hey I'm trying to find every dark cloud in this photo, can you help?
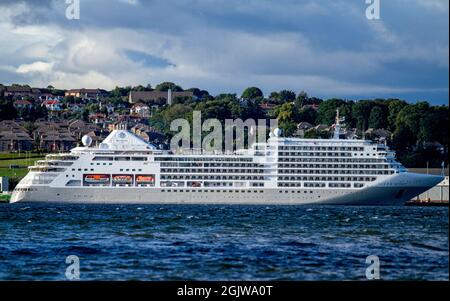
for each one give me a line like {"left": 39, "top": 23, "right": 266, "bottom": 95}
{"left": 0, "top": 0, "right": 448, "bottom": 104}
{"left": 124, "top": 49, "right": 175, "bottom": 68}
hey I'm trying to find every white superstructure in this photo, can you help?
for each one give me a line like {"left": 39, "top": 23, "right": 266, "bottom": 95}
{"left": 11, "top": 116, "right": 443, "bottom": 205}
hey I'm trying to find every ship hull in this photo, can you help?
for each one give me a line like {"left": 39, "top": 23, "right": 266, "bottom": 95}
{"left": 11, "top": 172, "right": 443, "bottom": 205}
{"left": 9, "top": 185, "right": 430, "bottom": 206}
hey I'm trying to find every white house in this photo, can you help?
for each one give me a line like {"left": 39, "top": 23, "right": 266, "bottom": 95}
{"left": 130, "top": 103, "right": 150, "bottom": 118}
{"left": 42, "top": 99, "right": 62, "bottom": 111}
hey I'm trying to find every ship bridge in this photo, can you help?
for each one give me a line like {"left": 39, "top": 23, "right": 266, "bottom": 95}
{"left": 72, "top": 130, "right": 158, "bottom": 153}
{"left": 100, "top": 130, "right": 157, "bottom": 151}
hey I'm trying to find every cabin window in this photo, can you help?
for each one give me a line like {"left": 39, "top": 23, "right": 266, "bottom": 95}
{"left": 66, "top": 180, "right": 81, "bottom": 187}
{"left": 115, "top": 157, "right": 131, "bottom": 161}
{"left": 132, "top": 157, "right": 147, "bottom": 161}
{"left": 93, "top": 157, "right": 114, "bottom": 161}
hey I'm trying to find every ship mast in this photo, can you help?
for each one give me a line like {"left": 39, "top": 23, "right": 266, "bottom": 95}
{"left": 333, "top": 109, "right": 341, "bottom": 140}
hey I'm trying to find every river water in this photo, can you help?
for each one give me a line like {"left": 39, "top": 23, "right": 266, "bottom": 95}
{"left": 0, "top": 204, "right": 448, "bottom": 280}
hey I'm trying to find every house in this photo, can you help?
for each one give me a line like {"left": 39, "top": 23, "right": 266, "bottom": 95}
{"left": 89, "top": 113, "right": 107, "bottom": 125}
{"left": 38, "top": 93, "right": 55, "bottom": 101}
{"left": 3, "top": 86, "right": 42, "bottom": 100}
{"left": 130, "top": 103, "right": 150, "bottom": 118}
{"left": 314, "top": 124, "right": 331, "bottom": 132}
{"left": 105, "top": 104, "right": 115, "bottom": 114}
{"left": 128, "top": 90, "right": 194, "bottom": 105}
{"left": 68, "top": 103, "right": 84, "bottom": 112}
{"left": 84, "top": 129, "right": 110, "bottom": 146}
{"left": 343, "top": 128, "right": 362, "bottom": 140}
{"left": 0, "top": 131, "right": 34, "bottom": 152}
{"left": 422, "top": 141, "right": 445, "bottom": 153}
{"left": 68, "top": 119, "right": 101, "bottom": 140}
{"left": 65, "top": 88, "right": 108, "bottom": 101}
{"left": 302, "top": 104, "right": 320, "bottom": 110}
{"left": 0, "top": 120, "right": 17, "bottom": 129}
{"left": 3, "top": 86, "right": 32, "bottom": 99}
{"left": 0, "top": 120, "right": 29, "bottom": 134}
{"left": 365, "top": 128, "right": 392, "bottom": 141}
{"left": 31, "top": 120, "right": 74, "bottom": 151}
{"left": 294, "top": 122, "right": 314, "bottom": 138}
{"left": 297, "top": 122, "right": 314, "bottom": 131}
{"left": 68, "top": 119, "right": 87, "bottom": 130}
{"left": 38, "top": 93, "right": 62, "bottom": 102}
{"left": 42, "top": 99, "right": 62, "bottom": 111}
{"left": 110, "top": 113, "right": 148, "bottom": 127}
{"left": 108, "top": 122, "right": 128, "bottom": 132}
{"left": 34, "top": 120, "right": 68, "bottom": 130}
{"left": 259, "top": 103, "right": 277, "bottom": 111}
{"left": 131, "top": 124, "right": 165, "bottom": 144}
{"left": 38, "top": 132, "right": 77, "bottom": 151}
{"left": 13, "top": 99, "right": 33, "bottom": 110}
{"left": 0, "top": 120, "right": 34, "bottom": 152}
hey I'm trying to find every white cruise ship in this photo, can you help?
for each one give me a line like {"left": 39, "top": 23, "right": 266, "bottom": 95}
{"left": 11, "top": 116, "right": 443, "bottom": 205}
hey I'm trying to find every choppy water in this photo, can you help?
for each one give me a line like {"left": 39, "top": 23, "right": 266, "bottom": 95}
{"left": 0, "top": 204, "right": 448, "bottom": 280}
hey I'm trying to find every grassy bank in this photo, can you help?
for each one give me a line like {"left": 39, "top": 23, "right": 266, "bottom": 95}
{"left": 0, "top": 194, "right": 11, "bottom": 203}
{"left": 0, "top": 153, "right": 46, "bottom": 188}
{"left": 0, "top": 152, "right": 45, "bottom": 160}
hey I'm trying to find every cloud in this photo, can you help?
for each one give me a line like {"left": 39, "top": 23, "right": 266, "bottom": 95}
{"left": 0, "top": 0, "right": 447, "bottom": 104}
{"left": 16, "top": 61, "right": 54, "bottom": 74}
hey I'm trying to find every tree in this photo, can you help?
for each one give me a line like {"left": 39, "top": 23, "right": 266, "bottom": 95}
{"left": 418, "top": 106, "right": 449, "bottom": 149}
{"left": 395, "top": 101, "right": 429, "bottom": 143}
{"left": 298, "top": 107, "right": 318, "bottom": 125}
{"left": 295, "top": 90, "right": 308, "bottom": 108}
{"left": 187, "top": 88, "right": 211, "bottom": 100}
{"left": 110, "top": 86, "right": 131, "bottom": 97}
{"left": 81, "top": 109, "right": 89, "bottom": 122}
{"left": 392, "top": 124, "right": 416, "bottom": 154}
{"left": 269, "top": 92, "right": 280, "bottom": 103}
{"left": 304, "top": 128, "right": 330, "bottom": 139}
{"left": 172, "top": 96, "right": 192, "bottom": 105}
{"left": 0, "top": 99, "right": 17, "bottom": 120}
{"left": 275, "top": 102, "right": 300, "bottom": 123}
{"left": 368, "top": 106, "right": 386, "bottom": 129}
{"left": 352, "top": 100, "right": 373, "bottom": 131}
{"left": 279, "top": 90, "right": 296, "bottom": 103}
{"left": 317, "top": 98, "right": 346, "bottom": 125}
{"left": 241, "top": 87, "right": 263, "bottom": 100}
{"left": 131, "top": 85, "right": 148, "bottom": 92}
{"left": 63, "top": 96, "right": 76, "bottom": 104}
{"left": 273, "top": 102, "right": 301, "bottom": 136}
{"left": 387, "top": 99, "right": 407, "bottom": 132}
{"left": 23, "top": 121, "right": 37, "bottom": 133}
{"left": 34, "top": 105, "right": 48, "bottom": 121}
{"left": 155, "top": 82, "right": 183, "bottom": 92}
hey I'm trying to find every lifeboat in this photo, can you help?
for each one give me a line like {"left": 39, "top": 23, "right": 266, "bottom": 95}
{"left": 136, "top": 175, "right": 155, "bottom": 183}
{"left": 84, "top": 174, "right": 110, "bottom": 184}
{"left": 112, "top": 175, "right": 133, "bottom": 184}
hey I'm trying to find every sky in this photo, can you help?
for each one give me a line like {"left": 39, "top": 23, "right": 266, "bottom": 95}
{"left": 0, "top": 0, "right": 448, "bottom": 104}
